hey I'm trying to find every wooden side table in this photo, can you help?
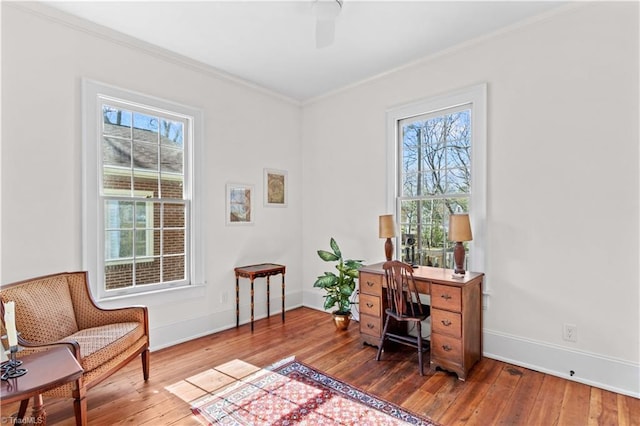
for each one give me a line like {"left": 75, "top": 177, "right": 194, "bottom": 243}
{"left": 1, "top": 346, "right": 83, "bottom": 425}
{"left": 234, "top": 263, "right": 286, "bottom": 332}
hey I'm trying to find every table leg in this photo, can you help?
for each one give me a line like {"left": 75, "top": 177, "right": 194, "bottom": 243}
{"left": 32, "top": 394, "right": 47, "bottom": 425}
{"left": 282, "top": 272, "right": 286, "bottom": 322}
{"left": 236, "top": 276, "right": 240, "bottom": 328}
{"left": 267, "top": 276, "right": 271, "bottom": 318}
{"left": 250, "top": 279, "right": 255, "bottom": 332}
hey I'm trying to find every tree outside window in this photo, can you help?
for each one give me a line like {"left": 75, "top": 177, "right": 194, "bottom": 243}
{"left": 399, "top": 108, "right": 471, "bottom": 268}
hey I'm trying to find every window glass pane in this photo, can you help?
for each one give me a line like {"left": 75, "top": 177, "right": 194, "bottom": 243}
{"left": 133, "top": 112, "right": 158, "bottom": 142}
{"left": 134, "top": 230, "right": 153, "bottom": 256}
{"left": 133, "top": 172, "right": 159, "bottom": 195}
{"left": 132, "top": 141, "right": 158, "bottom": 172}
{"left": 136, "top": 259, "right": 161, "bottom": 285}
{"left": 163, "top": 255, "right": 185, "bottom": 282}
{"left": 135, "top": 201, "right": 151, "bottom": 228}
{"left": 161, "top": 146, "right": 183, "bottom": 174}
{"left": 402, "top": 172, "right": 419, "bottom": 197}
{"left": 103, "top": 106, "right": 131, "bottom": 138}
{"left": 105, "top": 265, "right": 133, "bottom": 290}
{"left": 160, "top": 119, "right": 184, "bottom": 148}
{"left": 163, "top": 229, "right": 184, "bottom": 255}
{"left": 164, "top": 203, "right": 185, "bottom": 227}
{"left": 105, "top": 229, "right": 133, "bottom": 260}
{"left": 102, "top": 137, "right": 131, "bottom": 168}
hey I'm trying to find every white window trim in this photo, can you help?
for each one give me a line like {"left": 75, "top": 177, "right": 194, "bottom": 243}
{"left": 386, "top": 83, "right": 487, "bottom": 274}
{"left": 82, "top": 79, "right": 205, "bottom": 301}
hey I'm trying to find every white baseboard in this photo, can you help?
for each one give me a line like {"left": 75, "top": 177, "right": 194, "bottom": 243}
{"left": 484, "top": 329, "right": 640, "bottom": 398}
{"left": 149, "top": 291, "right": 303, "bottom": 351}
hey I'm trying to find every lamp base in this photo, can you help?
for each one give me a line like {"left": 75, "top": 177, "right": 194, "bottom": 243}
{"left": 453, "top": 241, "right": 466, "bottom": 275}
{"left": 384, "top": 238, "right": 393, "bottom": 261}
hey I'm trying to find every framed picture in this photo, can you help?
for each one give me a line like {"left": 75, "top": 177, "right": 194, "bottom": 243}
{"left": 226, "top": 183, "right": 254, "bottom": 225}
{"left": 264, "top": 168, "right": 287, "bottom": 207}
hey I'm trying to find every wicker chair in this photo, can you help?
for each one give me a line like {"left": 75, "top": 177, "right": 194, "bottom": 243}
{"left": 1, "top": 271, "right": 150, "bottom": 426}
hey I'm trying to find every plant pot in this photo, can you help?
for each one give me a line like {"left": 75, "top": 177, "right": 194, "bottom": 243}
{"left": 332, "top": 311, "right": 351, "bottom": 331}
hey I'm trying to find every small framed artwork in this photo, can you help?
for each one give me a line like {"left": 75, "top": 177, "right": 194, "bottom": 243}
{"left": 264, "top": 168, "right": 287, "bottom": 207}
{"left": 226, "top": 183, "right": 254, "bottom": 225}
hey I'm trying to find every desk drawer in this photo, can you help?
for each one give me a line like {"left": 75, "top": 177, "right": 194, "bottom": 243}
{"left": 431, "top": 334, "right": 462, "bottom": 364}
{"left": 360, "top": 293, "right": 381, "bottom": 317}
{"left": 431, "top": 284, "right": 462, "bottom": 312}
{"left": 360, "top": 272, "right": 383, "bottom": 296}
{"left": 431, "top": 308, "right": 462, "bottom": 338}
{"left": 359, "top": 313, "right": 382, "bottom": 337}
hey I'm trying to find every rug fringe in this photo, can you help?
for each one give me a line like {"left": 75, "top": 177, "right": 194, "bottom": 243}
{"left": 266, "top": 354, "right": 295, "bottom": 370}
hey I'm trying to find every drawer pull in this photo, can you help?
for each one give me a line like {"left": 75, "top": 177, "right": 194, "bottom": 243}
{"left": 442, "top": 345, "right": 452, "bottom": 352}
{"left": 366, "top": 302, "right": 374, "bottom": 308}
{"left": 441, "top": 294, "right": 452, "bottom": 300}
{"left": 367, "top": 323, "right": 375, "bottom": 329}
{"left": 441, "top": 319, "right": 452, "bottom": 326}
{"left": 367, "top": 281, "right": 375, "bottom": 287}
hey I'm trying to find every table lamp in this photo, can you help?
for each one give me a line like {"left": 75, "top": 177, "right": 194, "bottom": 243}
{"left": 379, "top": 214, "right": 395, "bottom": 261}
{"left": 448, "top": 213, "right": 472, "bottom": 275}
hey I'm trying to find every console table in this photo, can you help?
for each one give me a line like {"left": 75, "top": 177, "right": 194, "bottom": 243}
{"left": 1, "top": 346, "right": 83, "bottom": 425}
{"left": 235, "top": 263, "right": 286, "bottom": 332}
{"left": 359, "top": 262, "right": 483, "bottom": 380}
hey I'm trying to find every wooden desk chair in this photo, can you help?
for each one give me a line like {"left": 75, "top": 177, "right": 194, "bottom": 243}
{"left": 375, "top": 260, "right": 431, "bottom": 375}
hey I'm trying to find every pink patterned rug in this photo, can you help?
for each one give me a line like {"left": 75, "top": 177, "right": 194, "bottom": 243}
{"left": 191, "top": 357, "right": 437, "bottom": 425}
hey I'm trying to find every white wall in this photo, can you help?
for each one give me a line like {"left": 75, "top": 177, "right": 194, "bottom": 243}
{"left": 301, "top": 3, "right": 639, "bottom": 396}
{"left": 1, "top": 3, "right": 303, "bottom": 349}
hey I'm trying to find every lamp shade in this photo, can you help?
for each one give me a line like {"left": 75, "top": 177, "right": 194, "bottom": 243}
{"left": 449, "top": 213, "right": 472, "bottom": 242}
{"left": 379, "top": 214, "right": 395, "bottom": 238}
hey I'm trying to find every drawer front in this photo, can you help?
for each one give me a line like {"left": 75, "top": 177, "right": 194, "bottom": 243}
{"left": 431, "top": 308, "right": 462, "bottom": 338}
{"left": 359, "top": 313, "right": 382, "bottom": 338}
{"left": 360, "top": 272, "right": 383, "bottom": 296}
{"left": 431, "top": 334, "right": 462, "bottom": 363}
{"left": 359, "top": 293, "right": 381, "bottom": 317}
{"left": 431, "top": 283, "right": 462, "bottom": 312}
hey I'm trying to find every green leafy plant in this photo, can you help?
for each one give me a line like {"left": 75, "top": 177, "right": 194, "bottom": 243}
{"left": 313, "top": 237, "right": 364, "bottom": 315}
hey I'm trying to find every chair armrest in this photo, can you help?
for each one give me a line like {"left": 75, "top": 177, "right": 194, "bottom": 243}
{"left": 16, "top": 337, "right": 81, "bottom": 360}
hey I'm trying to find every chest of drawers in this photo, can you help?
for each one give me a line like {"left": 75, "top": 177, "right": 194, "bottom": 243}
{"left": 358, "top": 262, "right": 483, "bottom": 380}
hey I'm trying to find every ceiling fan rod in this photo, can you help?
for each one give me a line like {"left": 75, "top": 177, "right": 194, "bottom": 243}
{"left": 312, "top": 0, "right": 343, "bottom": 49}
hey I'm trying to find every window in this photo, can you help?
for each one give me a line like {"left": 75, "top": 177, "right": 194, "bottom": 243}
{"left": 83, "top": 80, "right": 204, "bottom": 299}
{"left": 387, "top": 84, "right": 486, "bottom": 272}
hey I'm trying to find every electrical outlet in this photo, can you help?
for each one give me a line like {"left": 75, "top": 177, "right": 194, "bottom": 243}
{"left": 563, "top": 323, "right": 577, "bottom": 342}
{"left": 220, "top": 291, "right": 229, "bottom": 304}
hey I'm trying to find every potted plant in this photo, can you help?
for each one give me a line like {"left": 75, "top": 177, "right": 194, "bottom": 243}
{"left": 313, "top": 237, "right": 364, "bottom": 330}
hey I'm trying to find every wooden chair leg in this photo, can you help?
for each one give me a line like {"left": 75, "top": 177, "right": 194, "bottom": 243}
{"left": 141, "top": 348, "right": 150, "bottom": 381}
{"left": 376, "top": 316, "right": 391, "bottom": 361}
{"left": 416, "top": 321, "right": 424, "bottom": 376}
{"left": 73, "top": 383, "right": 87, "bottom": 426}
{"left": 17, "top": 398, "right": 29, "bottom": 419}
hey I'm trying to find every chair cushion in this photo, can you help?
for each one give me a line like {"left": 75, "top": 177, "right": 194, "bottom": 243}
{"left": 61, "top": 321, "right": 144, "bottom": 372}
{"left": 2, "top": 275, "right": 79, "bottom": 343}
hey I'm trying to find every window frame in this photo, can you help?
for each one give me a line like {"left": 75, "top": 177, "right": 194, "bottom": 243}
{"left": 386, "top": 84, "right": 486, "bottom": 273}
{"left": 82, "top": 79, "right": 205, "bottom": 301}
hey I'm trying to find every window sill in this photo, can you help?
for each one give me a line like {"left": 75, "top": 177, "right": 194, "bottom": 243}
{"left": 96, "top": 282, "right": 207, "bottom": 309}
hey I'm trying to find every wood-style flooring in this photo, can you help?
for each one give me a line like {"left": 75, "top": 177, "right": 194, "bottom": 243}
{"left": 2, "top": 307, "right": 638, "bottom": 425}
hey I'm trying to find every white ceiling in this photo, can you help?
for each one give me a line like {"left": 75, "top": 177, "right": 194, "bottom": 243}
{"left": 43, "top": 1, "right": 568, "bottom": 102}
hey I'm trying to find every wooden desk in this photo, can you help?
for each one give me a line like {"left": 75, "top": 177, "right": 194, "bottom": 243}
{"left": 235, "top": 263, "right": 286, "bottom": 332}
{"left": 359, "top": 262, "right": 483, "bottom": 380}
{"left": 1, "top": 346, "right": 83, "bottom": 425}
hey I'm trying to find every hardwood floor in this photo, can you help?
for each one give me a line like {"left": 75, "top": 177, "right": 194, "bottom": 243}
{"left": 3, "top": 307, "right": 639, "bottom": 425}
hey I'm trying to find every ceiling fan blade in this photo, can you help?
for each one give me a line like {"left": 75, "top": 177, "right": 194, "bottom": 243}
{"left": 315, "top": 19, "right": 335, "bottom": 49}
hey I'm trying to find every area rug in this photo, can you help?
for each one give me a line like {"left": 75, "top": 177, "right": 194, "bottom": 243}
{"left": 191, "top": 357, "right": 437, "bottom": 425}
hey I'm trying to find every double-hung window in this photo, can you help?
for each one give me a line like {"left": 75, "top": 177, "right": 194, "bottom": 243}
{"left": 83, "top": 80, "right": 204, "bottom": 299}
{"left": 387, "top": 84, "right": 486, "bottom": 272}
